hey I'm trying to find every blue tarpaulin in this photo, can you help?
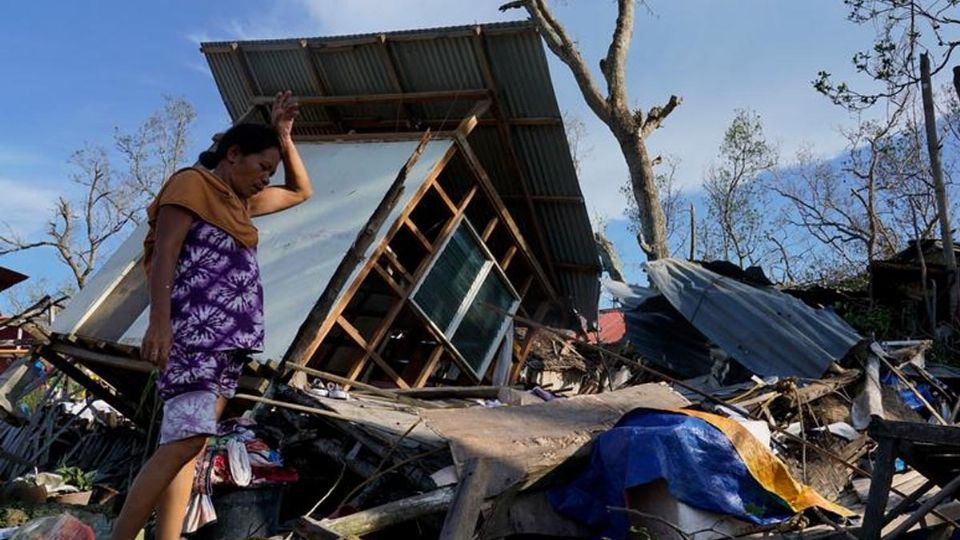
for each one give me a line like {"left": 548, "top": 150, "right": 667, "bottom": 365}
{"left": 548, "top": 409, "right": 795, "bottom": 539}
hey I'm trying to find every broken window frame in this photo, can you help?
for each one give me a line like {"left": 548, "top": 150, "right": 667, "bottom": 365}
{"left": 410, "top": 215, "right": 520, "bottom": 379}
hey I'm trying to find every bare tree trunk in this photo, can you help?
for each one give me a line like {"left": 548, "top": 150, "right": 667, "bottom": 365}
{"left": 617, "top": 128, "right": 669, "bottom": 259}
{"left": 503, "top": 0, "right": 677, "bottom": 260}
{"left": 920, "top": 53, "right": 960, "bottom": 322}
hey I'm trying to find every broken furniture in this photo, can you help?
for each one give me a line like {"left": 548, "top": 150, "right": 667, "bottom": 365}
{"left": 861, "top": 418, "right": 960, "bottom": 540}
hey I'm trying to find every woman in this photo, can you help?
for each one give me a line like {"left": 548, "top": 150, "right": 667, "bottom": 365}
{"left": 111, "top": 91, "right": 312, "bottom": 540}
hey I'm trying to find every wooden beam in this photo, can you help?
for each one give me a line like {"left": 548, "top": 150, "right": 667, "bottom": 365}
{"left": 376, "top": 35, "right": 417, "bottom": 129}
{"left": 231, "top": 43, "right": 261, "bottom": 100}
{"left": 414, "top": 346, "right": 445, "bottom": 387}
{"left": 432, "top": 183, "right": 459, "bottom": 214}
{"left": 284, "top": 363, "right": 400, "bottom": 400}
{"left": 250, "top": 89, "right": 489, "bottom": 107}
{"left": 297, "top": 116, "right": 559, "bottom": 131}
{"left": 554, "top": 262, "right": 603, "bottom": 274}
{"left": 481, "top": 217, "right": 499, "bottom": 242}
{"left": 504, "top": 194, "right": 585, "bottom": 204}
{"left": 439, "top": 458, "right": 493, "bottom": 540}
{"left": 299, "top": 39, "right": 344, "bottom": 132}
{"left": 295, "top": 131, "right": 456, "bottom": 143}
{"left": 373, "top": 263, "right": 408, "bottom": 296}
{"left": 471, "top": 28, "right": 560, "bottom": 288}
{"left": 298, "top": 487, "right": 456, "bottom": 540}
{"left": 455, "top": 100, "right": 492, "bottom": 140}
{"left": 336, "top": 316, "right": 410, "bottom": 389}
{"left": 501, "top": 245, "right": 518, "bottom": 270}
{"left": 404, "top": 218, "right": 433, "bottom": 251}
{"left": 38, "top": 346, "right": 141, "bottom": 424}
{"left": 380, "top": 249, "right": 415, "bottom": 284}
{"left": 49, "top": 342, "right": 154, "bottom": 374}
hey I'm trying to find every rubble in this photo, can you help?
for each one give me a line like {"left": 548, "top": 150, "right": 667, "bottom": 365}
{"left": 4, "top": 18, "right": 960, "bottom": 540}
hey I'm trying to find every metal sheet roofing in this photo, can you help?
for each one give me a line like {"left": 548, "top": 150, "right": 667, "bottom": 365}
{"left": 53, "top": 139, "right": 454, "bottom": 362}
{"left": 200, "top": 20, "right": 600, "bottom": 320}
{"left": 646, "top": 259, "right": 862, "bottom": 379}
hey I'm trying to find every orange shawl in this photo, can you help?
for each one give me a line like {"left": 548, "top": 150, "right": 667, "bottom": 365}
{"left": 143, "top": 167, "right": 258, "bottom": 274}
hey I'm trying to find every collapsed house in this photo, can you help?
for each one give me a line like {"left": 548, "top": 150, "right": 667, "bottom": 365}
{"left": 7, "top": 19, "right": 960, "bottom": 540}
{"left": 42, "top": 21, "right": 601, "bottom": 418}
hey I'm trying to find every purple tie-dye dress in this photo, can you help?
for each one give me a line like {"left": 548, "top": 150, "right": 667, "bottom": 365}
{"left": 157, "top": 220, "right": 264, "bottom": 444}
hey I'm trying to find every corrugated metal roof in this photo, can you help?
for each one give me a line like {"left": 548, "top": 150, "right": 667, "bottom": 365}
{"left": 200, "top": 20, "right": 599, "bottom": 320}
{"left": 604, "top": 279, "right": 714, "bottom": 378}
{"left": 646, "top": 259, "right": 862, "bottom": 379}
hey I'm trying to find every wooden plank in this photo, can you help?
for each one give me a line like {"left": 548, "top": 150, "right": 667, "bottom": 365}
{"left": 336, "top": 316, "right": 410, "bottom": 389}
{"left": 439, "top": 458, "right": 493, "bottom": 540}
{"left": 376, "top": 35, "right": 417, "bottom": 128}
{"left": 49, "top": 342, "right": 154, "bottom": 374}
{"left": 881, "top": 479, "right": 938, "bottom": 528}
{"left": 295, "top": 130, "right": 457, "bottom": 143}
{"left": 869, "top": 418, "right": 960, "bottom": 447}
{"left": 38, "top": 346, "right": 141, "bottom": 424}
{"left": 455, "top": 99, "right": 492, "bottom": 140}
{"left": 884, "top": 474, "right": 960, "bottom": 540}
{"left": 404, "top": 218, "right": 433, "bottom": 250}
{"left": 481, "top": 217, "right": 499, "bottom": 242}
{"left": 501, "top": 245, "right": 518, "bottom": 270}
{"left": 396, "top": 386, "right": 512, "bottom": 399}
{"left": 554, "top": 261, "right": 604, "bottom": 274}
{"left": 298, "top": 39, "right": 343, "bottom": 132}
{"left": 862, "top": 437, "right": 898, "bottom": 540}
{"left": 250, "top": 89, "right": 490, "bottom": 107}
{"left": 432, "top": 183, "right": 459, "bottom": 214}
{"left": 373, "top": 263, "right": 408, "bottom": 296}
{"left": 380, "top": 249, "right": 415, "bottom": 284}
{"left": 504, "top": 194, "right": 585, "bottom": 204}
{"left": 414, "top": 346, "right": 445, "bottom": 387}
{"left": 298, "top": 487, "right": 456, "bottom": 540}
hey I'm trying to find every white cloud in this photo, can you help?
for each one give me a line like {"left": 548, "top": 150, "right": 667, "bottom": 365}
{"left": 0, "top": 178, "right": 60, "bottom": 238}
{"left": 298, "top": 0, "right": 521, "bottom": 35}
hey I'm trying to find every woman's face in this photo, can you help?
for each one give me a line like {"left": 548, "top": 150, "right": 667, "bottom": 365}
{"left": 225, "top": 146, "right": 281, "bottom": 199}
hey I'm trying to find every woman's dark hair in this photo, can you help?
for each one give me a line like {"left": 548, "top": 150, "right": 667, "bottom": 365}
{"left": 198, "top": 123, "right": 281, "bottom": 169}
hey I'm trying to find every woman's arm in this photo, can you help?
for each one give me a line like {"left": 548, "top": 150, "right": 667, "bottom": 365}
{"left": 141, "top": 205, "right": 194, "bottom": 369}
{"left": 250, "top": 91, "right": 313, "bottom": 217}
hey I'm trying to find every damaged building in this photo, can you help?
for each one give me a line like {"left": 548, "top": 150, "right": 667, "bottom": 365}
{"left": 41, "top": 21, "right": 600, "bottom": 418}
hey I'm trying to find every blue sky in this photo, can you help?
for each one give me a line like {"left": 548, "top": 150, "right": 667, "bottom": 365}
{"left": 0, "top": 1, "right": 898, "bottom": 310}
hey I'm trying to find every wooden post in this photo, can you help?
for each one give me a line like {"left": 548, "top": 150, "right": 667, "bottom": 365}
{"left": 920, "top": 53, "right": 959, "bottom": 322}
{"left": 689, "top": 202, "right": 696, "bottom": 261}
{"left": 439, "top": 458, "right": 493, "bottom": 540}
{"left": 860, "top": 437, "right": 898, "bottom": 540}
{"left": 884, "top": 474, "right": 960, "bottom": 540}
{"left": 297, "top": 486, "right": 456, "bottom": 539}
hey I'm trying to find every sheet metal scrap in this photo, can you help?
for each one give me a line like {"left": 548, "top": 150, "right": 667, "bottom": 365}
{"left": 646, "top": 259, "right": 862, "bottom": 379}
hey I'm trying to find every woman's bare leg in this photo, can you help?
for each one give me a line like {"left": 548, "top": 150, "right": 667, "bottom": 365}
{"left": 110, "top": 436, "right": 206, "bottom": 540}
{"left": 153, "top": 396, "right": 228, "bottom": 540}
